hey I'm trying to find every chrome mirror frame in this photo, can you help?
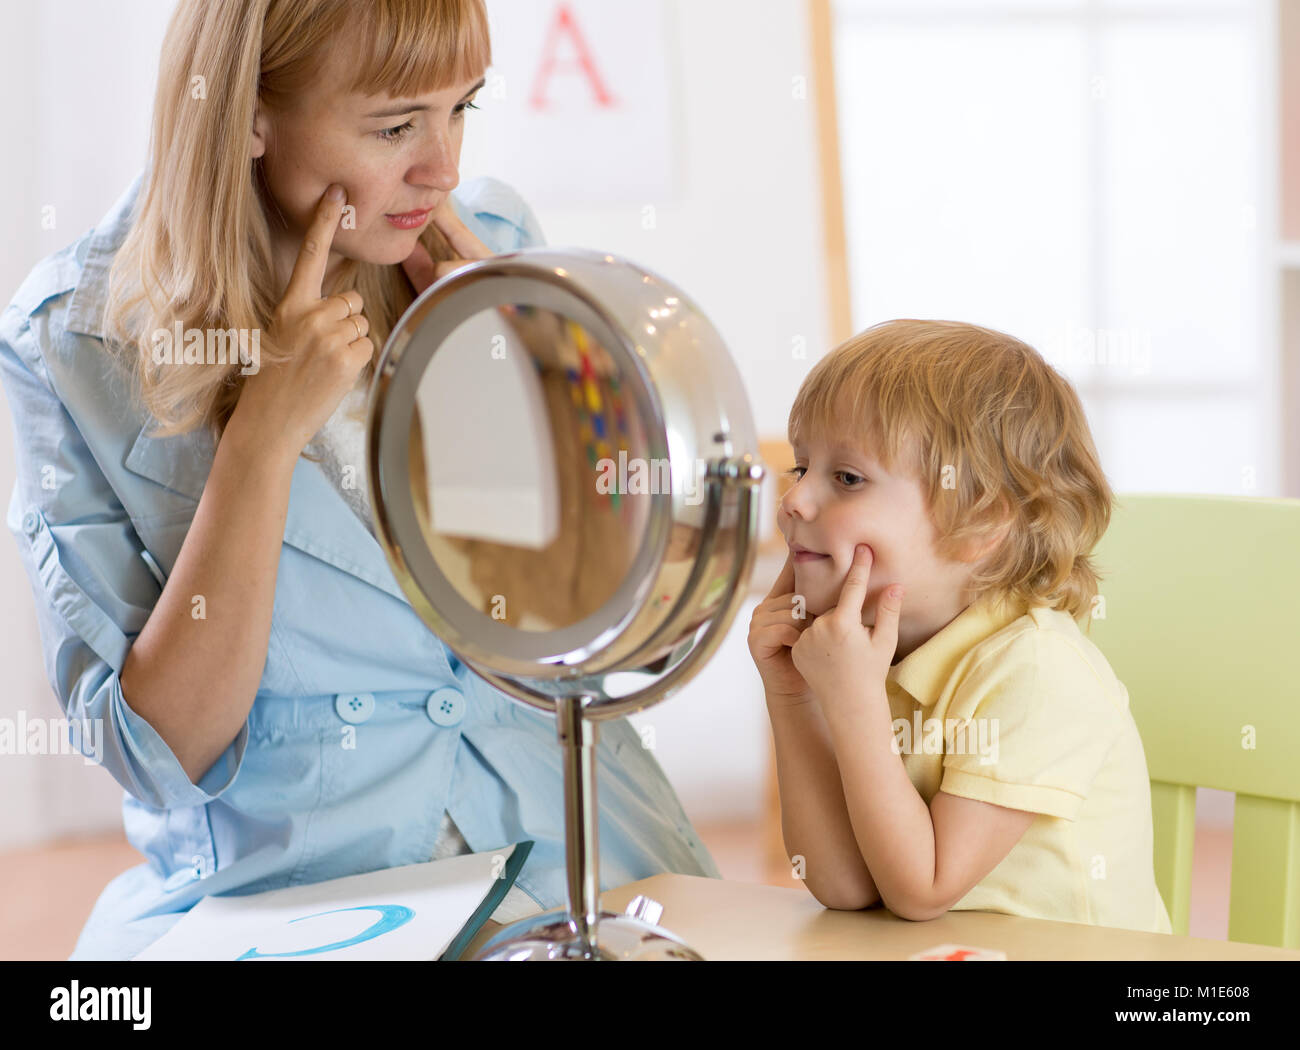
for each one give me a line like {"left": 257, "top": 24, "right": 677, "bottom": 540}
{"left": 367, "top": 248, "right": 764, "bottom": 960}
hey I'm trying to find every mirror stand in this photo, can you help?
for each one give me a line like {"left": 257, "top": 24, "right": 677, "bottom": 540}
{"left": 472, "top": 693, "right": 705, "bottom": 961}
{"left": 469, "top": 458, "right": 765, "bottom": 961}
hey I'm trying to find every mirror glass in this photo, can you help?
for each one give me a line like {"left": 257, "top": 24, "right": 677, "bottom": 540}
{"left": 409, "top": 304, "right": 656, "bottom": 633}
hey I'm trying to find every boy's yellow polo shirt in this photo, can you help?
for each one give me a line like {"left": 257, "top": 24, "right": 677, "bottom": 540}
{"left": 884, "top": 592, "right": 1173, "bottom": 934}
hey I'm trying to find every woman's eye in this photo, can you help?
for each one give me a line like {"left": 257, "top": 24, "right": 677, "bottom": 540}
{"left": 377, "top": 100, "right": 478, "bottom": 143}
{"left": 377, "top": 119, "right": 416, "bottom": 144}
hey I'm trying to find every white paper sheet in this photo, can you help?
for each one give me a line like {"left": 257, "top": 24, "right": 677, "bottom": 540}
{"left": 133, "top": 845, "right": 524, "bottom": 961}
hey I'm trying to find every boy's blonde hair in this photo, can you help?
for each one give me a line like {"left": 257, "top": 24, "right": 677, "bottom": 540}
{"left": 787, "top": 319, "right": 1114, "bottom": 623}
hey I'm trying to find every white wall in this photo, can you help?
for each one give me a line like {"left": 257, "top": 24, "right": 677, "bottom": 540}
{"left": 0, "top": 0, "right": 819, "bottom": 848}
{"left": 0, "top": 0, "right": 178, "bottom": 850}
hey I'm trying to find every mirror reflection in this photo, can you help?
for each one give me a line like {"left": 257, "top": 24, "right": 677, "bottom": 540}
{"left": 410, "top": 305, "right": 655, "bottom": 631}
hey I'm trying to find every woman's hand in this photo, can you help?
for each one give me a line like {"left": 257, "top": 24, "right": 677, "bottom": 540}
{"left": 747, "top": 552, "right": 817, "bottom": 709}
{"left": 401, "top": 198, "right": 495, "bottom": 294}
{"left": 231, "top": 185, "right": 373, "bottom": 459}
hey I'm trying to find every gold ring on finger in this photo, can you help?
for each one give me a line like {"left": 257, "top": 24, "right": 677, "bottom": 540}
{"left": 350, "top": 317, "right": 363, "bottom": 341}
{"left": 332, "top": 293, "right": 353, "bottom": 317}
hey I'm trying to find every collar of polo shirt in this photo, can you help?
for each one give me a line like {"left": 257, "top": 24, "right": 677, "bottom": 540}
{"left": 887, "top": 592, "right": 1030, "bottom": 708}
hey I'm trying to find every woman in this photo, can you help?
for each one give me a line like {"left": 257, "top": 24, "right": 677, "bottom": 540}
{"left": 0, "top": 0, "right": 718, "bottom": 961}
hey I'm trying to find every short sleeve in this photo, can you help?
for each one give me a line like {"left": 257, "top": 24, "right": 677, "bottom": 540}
{"left": 938, "top": 631, "right": 1126, "bottom": 821}
{"left": 0, "top": 298, "right": 248, "bottom": 811}
{"left": 454, "top": 175, "right": 547, "bottom": 252}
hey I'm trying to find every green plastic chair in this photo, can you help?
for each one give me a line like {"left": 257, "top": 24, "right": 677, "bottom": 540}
{"left": 1085, "top": 493, "right": 1300, "bottom": 948}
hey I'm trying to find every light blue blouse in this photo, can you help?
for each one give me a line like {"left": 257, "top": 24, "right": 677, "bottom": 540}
{"left": 0, "top": 171, "right": 720, "bottom": 960}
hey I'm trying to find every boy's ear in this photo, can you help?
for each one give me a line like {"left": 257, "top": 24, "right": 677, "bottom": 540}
{"left": 960, "top": 497, "right": 1014, "bottom": 565}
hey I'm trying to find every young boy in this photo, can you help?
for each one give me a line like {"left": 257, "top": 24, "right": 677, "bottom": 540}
{"left": 747, "top": 319, "right": 1172, "bottom": 934}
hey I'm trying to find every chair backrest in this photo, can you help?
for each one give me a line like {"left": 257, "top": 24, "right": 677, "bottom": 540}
{"left": 1085, "top": 493, "right": 1300, "bottom": 948}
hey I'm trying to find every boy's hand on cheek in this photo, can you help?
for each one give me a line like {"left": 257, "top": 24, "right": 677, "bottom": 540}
{"left": 790, "top": 544, "right": 904, "bottom": 721}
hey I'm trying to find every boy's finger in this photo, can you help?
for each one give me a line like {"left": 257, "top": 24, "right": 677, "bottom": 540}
{"left": 872, "top": 584, "right": 905, "bottom": 658}
{"left": 754, "top": 601, "right": 809, "bottom": 628}
{"left": 766, "top": 551, "right": 795, "bottom": 600}
{"left": 833, "top": 544, "right": 873, "bottom": 623}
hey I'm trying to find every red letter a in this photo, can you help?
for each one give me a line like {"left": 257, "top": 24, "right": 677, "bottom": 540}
{"left": 530, "top": 3, "right": 616, "bottom": 110}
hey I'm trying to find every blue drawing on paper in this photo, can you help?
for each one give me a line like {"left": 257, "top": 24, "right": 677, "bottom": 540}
{"left": 237, "top": 904, "right": 416, "bottom": 959}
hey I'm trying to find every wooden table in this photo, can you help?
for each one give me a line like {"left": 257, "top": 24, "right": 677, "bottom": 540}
{"left": 462, "top": 874, "right": 1300, "bottom": 960}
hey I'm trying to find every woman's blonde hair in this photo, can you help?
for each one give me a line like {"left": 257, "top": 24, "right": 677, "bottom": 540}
{"left": 787, "top": 319, "right": 1115, "bottom": 623}
{"left": 104, "top": 0, "right": 491, "bottom": 449}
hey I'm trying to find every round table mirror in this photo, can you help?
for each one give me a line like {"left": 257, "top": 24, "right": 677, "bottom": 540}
{"left": 367, "top": 247, "right": 764, "bottom": 960}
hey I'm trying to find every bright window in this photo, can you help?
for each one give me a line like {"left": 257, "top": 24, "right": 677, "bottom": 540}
{"left": 832, "top": 0, "right": 1268, "bottom": 495}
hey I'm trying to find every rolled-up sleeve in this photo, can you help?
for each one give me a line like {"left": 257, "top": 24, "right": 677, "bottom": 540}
{"left": 0, "top": 300, "right": 247, "bottom": 811}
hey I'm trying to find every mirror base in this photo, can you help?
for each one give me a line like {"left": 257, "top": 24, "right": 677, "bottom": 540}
{"left": 470, "top": 911, "right": 705, "bottom": 961}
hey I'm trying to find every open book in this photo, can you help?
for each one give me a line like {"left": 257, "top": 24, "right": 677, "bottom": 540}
{"left": 133, "top": 841, "right": 534, "bottom": 961}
